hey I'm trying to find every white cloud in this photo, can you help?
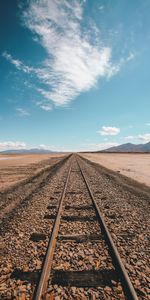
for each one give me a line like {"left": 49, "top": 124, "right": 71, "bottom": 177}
{"left": 98, "top": 126, "right": 120, "bottom": 136}
{"left": 80, "top": 142, "right": 119, "bottom": 151}
{"left": 39, "top": 144, "right": 55, "bottom": 150}
{"left": 16, "top": 108, "right": 30, "bottom": 116}
{"left": 38, "top": 144, "right": 67, "bottom": 151}
{"left": 146, "top": 123, "right": 150, "bottom": 126}
{"left": 124, "top": 133, "right": 150, "bottom": 143}
{"left": 0, "top": 141, "right": 26, "bottom": 151}
{"left": 124, "top": 135, "right": 134, "bottom": 140}
{"left": 0, "top": 141, "right": 65, "bottom": 152}
{"left": 38, "top": 142, "right": 119, "bottom": 152}
{"left": 21, "top": 0, "right": 121, "bottom": 106}
{"left": 99, "top": 5, "right": 104, "bottom": 11}
{"left": 39, "top": 105, "right": 52, "bottom": 111}
{"left": 2, "top": 1, "right": 135, "bottom": 108}
{"left": 35, "top": 99, "right": 52, "bottom": 111}
{"left": 2, "top": 52, "right": 34, "bottom": 73}
{"left": 138, "top": 133, "right": 150, "bottom": 142}
{"left": 126, "top": 52, "right": 135, "bottom": 62}
{"left": 107, "top": 52, "right": 135, "bottom": 79}
{"left": 0, "top": 141, "right": 121, "bottom": 152}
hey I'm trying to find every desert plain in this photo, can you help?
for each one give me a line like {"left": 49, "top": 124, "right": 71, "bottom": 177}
{"left": 0, "top": 152, "right": 150, "bottom": 191}
{"left": 81, "top": 153, "right": 150, "bottom": 187}
{"left": 0, "top": 153, "right": 65, "bottom": 191}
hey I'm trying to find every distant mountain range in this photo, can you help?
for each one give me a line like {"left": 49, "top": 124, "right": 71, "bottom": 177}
{"left": 101, "top": 142, "right": 150, "bottom": 152}
{"left": 0, "top": 148, "right": 56, "bottom": 154}
{"left": 1, "top": 142, "right": 150, "bottom": 154}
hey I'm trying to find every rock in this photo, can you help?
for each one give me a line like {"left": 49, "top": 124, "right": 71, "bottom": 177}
{"left": 104, "top": 286, "right": 112, "bottom": 293}
{"left": 116, "top": 285, "right": 123, "bottom": 294}
{"left": 54, "top": 285, "right": 58, "bottom": 290}
{"left": 19, "top": 285, "right": 27, "bottom": 292}
{"left": 78, "top": 260, "right": 83, "bottom": 266}
{"left": 0, "top": 242, "right": 6, "bottom": 250}
{"left": 20, "top": 293, "right": 26, "bottom": 300}
{"left": 109, "top": 213, "right": 116, "bottom": 219}
{"left": 71, "top": 287, "right": 76, "bottom": 294}
{"left": 104, "top": 205, "right": 110, "bottom": 209}
{"left": 131, "top": 254, "right": 137, "bottom": 260}
{"left": 23, "top": 266, "right": 29, "bottom": 272}
{"left": 0, "top": 283, "right": 7, "bottom": 291}
{"left": 55, "top": 296, "right": 61, "bottom": 300}
{"left": 111, "top": 280, "right": 117, "bottom": 286}
{"left": 57, "top": 288, "right": 62, "bottom": 294}
{"left": 134, "top": 279, "right": 140, "bottom": 286}
{"left": 19, "top": 233, "right": 24, "bottom": 238}
{"left": 36, "top": 259, "right": 41, "bottom": 270}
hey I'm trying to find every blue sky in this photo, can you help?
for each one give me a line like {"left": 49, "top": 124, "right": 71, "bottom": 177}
{"left": 0, "top": 0, "right": 150, "bottom": 151}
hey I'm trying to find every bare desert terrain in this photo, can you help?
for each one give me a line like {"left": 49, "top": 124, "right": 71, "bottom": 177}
{"left": 0, "top": 153, "right": 65, "bottom": 191}
{"left": 81, "top": 153, "right": 150, "bottom": 187}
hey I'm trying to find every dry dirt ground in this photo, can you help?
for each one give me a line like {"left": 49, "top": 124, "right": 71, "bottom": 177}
{"left": 81, "top": 153, "right": 150, "bottom": 187}
{"left": 0, "top": 153, "right": 66, "bottom": 191}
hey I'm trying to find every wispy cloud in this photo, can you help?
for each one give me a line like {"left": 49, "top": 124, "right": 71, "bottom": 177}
{"left": 21, "top": 0, "right": 122, "bottom": 106}
{"left": 0, "top": 141, "right": 26, "bottom": 151}
{"left": 2, "top": 1, "right": 135, "bottom": 108}
{"left": 80, "top": 142, "right": 119, "bottom": 151}
{"left": 38, "top": 144, "right": 64, "bottom": 151}
{"left": 126, "top": 52, "right": 135, "bottom": 62}
{"left": 98, "top": 126, "right": 120, "bottom": 136}
{"left": 2, "top": 52, "right": 34, "bottom": 74}
{"left": 124, "top": 133, "right": 150, "bottom": 143}
{"left": 16, "top": 108, "right": 30, "bottom": 116}
{"left": 38, "top": 104, "right": 52, "bottom": 111}
{"left": 35, "top": 99, "right": 52, "bottom": 111}
{"left": 138, "top": 133, "right": 150, "bottom": 142}
{"left": 124, "top": 135, "right": 134, "bottom": 140}
{"left": 0, "top": 141, "right": 121, "bottom": 152}
{"left": 39, "top": 105, "right": 52, "bottom": 111}
{"left": 38, "top": 142, "right": 120, "bottom": 152}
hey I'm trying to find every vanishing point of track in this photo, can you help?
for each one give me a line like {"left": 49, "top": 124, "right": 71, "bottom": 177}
{"left": 34, "top": 154, "right": 139, "bottom": 300}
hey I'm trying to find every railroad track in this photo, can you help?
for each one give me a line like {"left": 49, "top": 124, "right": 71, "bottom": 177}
{"left": 33, "top": 155, "right": 138, "bottom": 300}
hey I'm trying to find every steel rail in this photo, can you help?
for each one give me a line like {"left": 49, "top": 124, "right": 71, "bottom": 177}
{"left": 77, "top": 157, "right": 138, "bottom": 300}
{"left": 34, "top": 157, "right": 73, "bottom": 300}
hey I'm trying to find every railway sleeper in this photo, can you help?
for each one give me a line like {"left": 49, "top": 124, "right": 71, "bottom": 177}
{"left": 65, "top": 205, "right": 93, "bottom": 210}
{"left": 54, "top": 191, "right": 61, "bottom": 194}
{"left": 47, "top": 205, "right": 58, "bottom": 209}
{"left": 66, "top": 191, "right": 82, "bottom": 195}
{"left": 44, "top": 214, "right": 56, "bottom": 219}
{"left": 58, "top": 234, "right": 102, "bottom": 242}
{"left": 30, "top": 232, "right": 47, "bottom": 242}
{"left": 51, "top": 269, "right": 119, "bottom": 287}
{"left": 11, "top": 268, "right": 40, "bottom": 284}
{"left": 62, "top": 215, "right": 97, "bottom": 221}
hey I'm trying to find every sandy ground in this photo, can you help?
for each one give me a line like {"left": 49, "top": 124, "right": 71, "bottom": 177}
{"left": 0, "top": 153, "right": 65, "bottom": 167}
{"left": 0, "top": 153, "right": 66, "bottom": 191}
{"left": 81, "top": 153, "right": 150, "bottom": 187}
